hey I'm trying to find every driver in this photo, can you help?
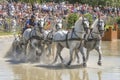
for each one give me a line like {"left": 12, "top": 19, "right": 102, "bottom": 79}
{"left": 22, "top": 15, "right": 37, "bottom": 34}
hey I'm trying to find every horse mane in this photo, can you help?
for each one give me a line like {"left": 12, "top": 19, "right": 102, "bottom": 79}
{"left": 91, "top": 18, "right": 104, "bottom": 28}
{"left": 74, "top": 17, "right": 82, "bottom": 27}
{"left": 91, "top": 18, "right": 99, "bottom": 28}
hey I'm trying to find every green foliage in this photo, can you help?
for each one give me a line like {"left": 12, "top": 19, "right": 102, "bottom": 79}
{"left": 20, "top": 0, "right": 43, "bottom": 4}
{"left": 115, "top": 17, "right": 120, "bottom": 28}
{"left": 12, "top": 0, "right": 120, "bottom": 7}
{"left": 0, "top": 31, "right": 13, "bottom": 36}
{"left": 66, "top": 0, "right": 120, "bottom": 7}
{"left": 105, "top": 25, "right": 114, "bottom": 30}
{"left": 106, "top": 16, "right": 116, "bottom": 25}
{"left": 67, "top": 13, "right": 79, "bottom": 29}
{"left": 116, "top": 17, "right": 120, "bottom": 24}
{"left": 84, "top": 13, "right": 93, "bottom": 25}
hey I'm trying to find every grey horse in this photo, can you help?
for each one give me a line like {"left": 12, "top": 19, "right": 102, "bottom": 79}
{"left": 77, "top": 18, "right": 105, "bottom": 66}
{"left": 52, "top": 16, "right": 90, "bottom": 66}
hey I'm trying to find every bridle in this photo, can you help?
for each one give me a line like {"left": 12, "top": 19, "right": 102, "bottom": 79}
{"left": 97, "top": 19, "right": 105, "bottom": 37}
{"left": 82, "top": 17, "right": 90, "bottom": 34}
{"left": 37, "top": 20, "right": 45, "bottom": 33}
{"left": 69, "top": 17, "right": 90, "bottom": 40}
{"left": 90, "top": 19, "right": 105, "bottom": 39}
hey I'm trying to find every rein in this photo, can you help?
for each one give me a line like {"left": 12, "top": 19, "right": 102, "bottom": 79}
{"left": 88, "top": 29, "right": 104, "bottom": 40}
{"left": 65, "top": 29, "right": 85, "bottom": 48}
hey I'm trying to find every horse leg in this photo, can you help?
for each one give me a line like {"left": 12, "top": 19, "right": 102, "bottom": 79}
{"left": 24, "top": 44, "right": 27, "bottom": 55}
{"left": 58, "top": 47, "right": 64, "bottom": 63}
{"left": 35, "top": 42, "right": 41, "bottom": 56}
{"left": 86, "top": 49, "right": 90, "bottom": 62}
{"left": 80, "top": 47, "right": 87, "bottom": 67}
{"left": 23, "top": 39, "right": 29, "bottom": 55}
{"left": 30, "top": 39, "right": 41, "bottom": 56}
{"left": 24, "top": 42, "right": 31, "bottom": 62}
{"left": 46, "top": 43, "right": 52, "bottom": 57}
{"left": 95, "top": 47, "right": 102, "bottom": 66}
{"left": 52, "top": 44, "right": 63, "bottom": 64}
{"left": 67, "top": 48, "right": 74, "bottom": 65}
{"left": 51, "top": 43, "right": 56, "bottom": 58}
{"left": 36, "top": 46, "right": 42, "bottom": 56}
{"left": 35, "top": 45, "right": 43, "bottom": 62}
{"left": 75, "top": 49, "right": 80, "bottom": 63}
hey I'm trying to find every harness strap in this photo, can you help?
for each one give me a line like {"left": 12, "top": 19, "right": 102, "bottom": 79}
{"left": 87, "top": 29, "right": 94, "bottom": 40}
{"left": 78, "top": 39, "right": 83, "bottom": 49}
{"left": 66, "top": 31, "right": 69, "bottom": 48}
{"left": 29, "top": 29, "right": 43, "bottom": 41}
{"left": 46, "top": 30, "right": 53, "bottom": 40}
{"left": 71, "top": 28, "right": 82, "bottom": 40}
{"left": 88, "top": 27, "right": 104, "bottom": 40}
{"left": 46, "top": 30, "right": 53, "bottom": 44}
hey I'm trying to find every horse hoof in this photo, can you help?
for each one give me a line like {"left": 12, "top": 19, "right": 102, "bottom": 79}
{"left": 67, "top": 62, "right": 71, "bottom": 66}
{"left": 98, "top": 62, "right": 102, "bottom": 66}
{"left": 83, "top": 63, "right": 87, "bottom": 67}
{"left": 65, "top": 64, "right": 71, "bottom": 68}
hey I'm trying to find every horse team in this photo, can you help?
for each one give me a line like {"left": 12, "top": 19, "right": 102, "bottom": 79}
{"left": 12, "top": 16, "right": 105, "bottom": 67}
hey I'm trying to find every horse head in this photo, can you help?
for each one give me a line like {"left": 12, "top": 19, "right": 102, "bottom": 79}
{"left": 37, "top": 18, "right": 45, "bottom": 32}
{"left": 74, "top": 16, "right": 90, "bottom": 35}
{"left": 91, "top": 18, "right": 105, "bottom": 37}
{"left": 55, "top": 19, "right": 62, "bottom": 31}
{"left": 81, "top": 17, "right": 90, "bottom": 34}
{"left": 97, "top": 19, "right": 105, "bottom": 37}
{"left": 39, "top": 18, "right": 45, "bottom": 28}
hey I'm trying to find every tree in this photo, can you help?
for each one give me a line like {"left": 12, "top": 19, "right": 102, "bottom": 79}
{"left": 9, "top": 0, "right": 120, "bottom": 7}
{"left": 84, "top": 13, "right": 93, "bottom": 25}
{"left": 65, "top": 0, "right": 120, "bottom": 7}
{"left": 19, "top": 0, "right": 44, "bottom": 4}
{"left": 67, "top": 13, "right": 79, "bottom": 29}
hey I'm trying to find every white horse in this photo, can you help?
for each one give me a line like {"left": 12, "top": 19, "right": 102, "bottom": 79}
{"left": 22, "top": 18, "right": 55, "bottom": 61}
{"left": 22, "top": 20, "right": 44, "bottom": 57}
{"left": 78, "top": 18, "right": 105, "bottom": 66}
{"left": 42, "top": 18, "right": 63, "bottom": 57}
{"left": 36, "top": 17, "right": 58, "bottom": 58}
{"left": 52, "top": 16, "right": 90, "bottom": 66}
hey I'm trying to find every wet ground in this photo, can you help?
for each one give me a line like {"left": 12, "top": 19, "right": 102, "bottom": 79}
{"left": 0, "top": 37, "right": 120, "bottom": 80}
